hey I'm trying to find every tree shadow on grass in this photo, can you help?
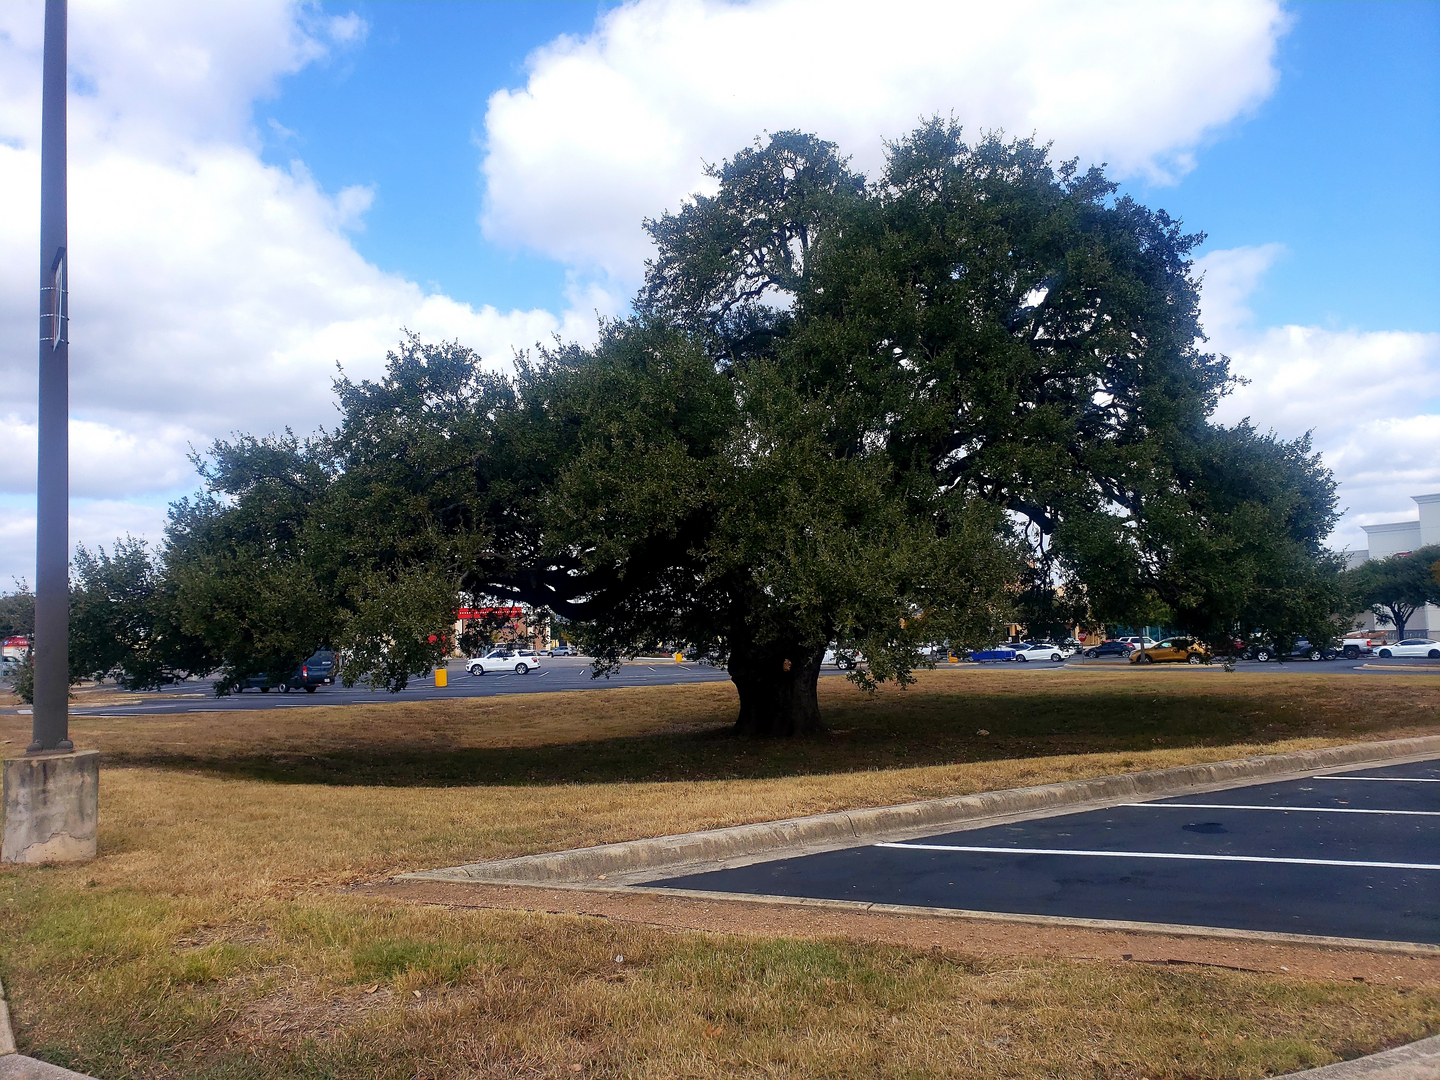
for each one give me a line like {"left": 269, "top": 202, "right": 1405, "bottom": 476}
{"left": 95, "top": 687, "right": 1403, "bottom": 787}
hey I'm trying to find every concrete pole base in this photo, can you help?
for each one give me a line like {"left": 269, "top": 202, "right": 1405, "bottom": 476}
{"left": 1, "top": 750, "right": 97, "bottom": 864}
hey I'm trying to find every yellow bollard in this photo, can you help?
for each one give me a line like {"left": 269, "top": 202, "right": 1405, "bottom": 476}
{"left": 674, "top": 652, "right": 684, "bottom": 663}
{"left": 435, "top": 667, "right": 448, "bottom": 688}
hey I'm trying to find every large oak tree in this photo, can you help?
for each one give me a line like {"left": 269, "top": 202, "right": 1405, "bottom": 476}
{"left": 165, "top": 123, "right": 1343, "bottom": 733}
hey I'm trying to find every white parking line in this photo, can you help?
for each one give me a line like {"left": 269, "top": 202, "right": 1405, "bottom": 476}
{"left": 1312, "top": 776, "right": 1440, "bottom": 782}
{"left": 1129, "top": 803, "right": 1440, "bottom": 817}
{"left": 874, "top": 842, "right": 1440, "bottom": 871}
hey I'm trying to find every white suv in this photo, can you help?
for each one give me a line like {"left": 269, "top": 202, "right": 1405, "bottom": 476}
{"left": 1117, "top": 635, "right": 1157, "bottom": 649}
{"left": 467, "top": 649, "right": 543, "bottom": 675}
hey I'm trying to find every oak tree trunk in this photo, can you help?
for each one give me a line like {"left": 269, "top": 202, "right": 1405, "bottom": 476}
{"left": 729, "top": 645, "right": 827, "bottom": 737}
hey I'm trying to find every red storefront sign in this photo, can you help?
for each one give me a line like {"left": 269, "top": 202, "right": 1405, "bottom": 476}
{"left": 456, "top": 607, "right": 523, "bottom": 621}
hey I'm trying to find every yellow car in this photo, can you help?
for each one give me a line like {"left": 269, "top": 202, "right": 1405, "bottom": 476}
{"left": 1129, "top": 638, "right": 1210, "bottom": 665}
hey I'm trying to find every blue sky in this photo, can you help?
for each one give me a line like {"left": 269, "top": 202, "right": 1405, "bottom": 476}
{"left": 262, "top": 1, "right": 1438, "bottom": 334}
{"left": 261, "top": 1, "right": 600, "bottom": 315}
{"left": 0, "top": 0, "right": 1437, "bottom": 583}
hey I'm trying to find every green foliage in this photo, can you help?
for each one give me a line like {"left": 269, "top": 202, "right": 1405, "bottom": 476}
{"left": 0, "top": 584, "right": 34, "bottom": 639}
{"left": 648, "top": 121, "right": 1340, "bottom": 662}
{"left": 638, "top": 130, "right": 864, "bottom": 360}
{"left": 163, "top": 337, "right": 503, "bottom": 692}
{"left": 527, "top": 321, "right": 1019, "bottom": 714}
{"left": 163, "top": 429, "right": 341, "bottom": 693}
{"left": 155, "top": 123, "right": 1347, "bottom": 731}
{"left": 69, "top": 537, "right": 214, "bottom": 689}
{"left": 0, "top": 584, "right": 35, "bottom": 702}
{"left": 8, "top": 652, "right": 32, "bottom": 704}
{"left": 1345, "top": 545, "right": 1440, "bottom": 640}
{"left": 1059, "top": 423, "right": 1345, "bottom": 655}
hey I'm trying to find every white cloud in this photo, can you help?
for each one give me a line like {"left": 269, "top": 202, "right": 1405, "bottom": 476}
{"left": 481, "top": 0, "right": 1287, "bottom": 282}
{"left": 0, "top": 0, "right": 596, "bottom": 586}
{"left": 0, "top": 498, "right": 170, "bottom": 592}
{"left": 1193, "top": 242, "right": 1286, "bottom": 332}
{"left": 0, "top": 415, "right": 195, "bottom": 497}
{"left": 1199, "top": 246, "right": 1440, "bottom": 552}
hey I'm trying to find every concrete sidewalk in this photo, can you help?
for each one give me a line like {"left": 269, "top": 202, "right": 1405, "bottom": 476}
{"left": 1276, "top": 1033, "right": 1440, "bottom": 1079}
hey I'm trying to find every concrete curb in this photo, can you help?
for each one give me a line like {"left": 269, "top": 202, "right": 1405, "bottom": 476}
{"left": 1273, "top": 1033, "right": 1440, "bottom": 1079}
{"left": 403, "top": 734, "right": 1440, "bottom": 886}
{"left": 0, "top": 981, "right": 12, "bottom": 1059}
{"left": 0, "top": 1058, "right": 96, "bottom": 1080}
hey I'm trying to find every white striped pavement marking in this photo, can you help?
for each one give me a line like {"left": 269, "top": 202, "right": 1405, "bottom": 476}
{"left": 1127, "top": 803, "right": 1440, "bottom": 817}
{"left": 873, "top": 842, "right": 1440, "bottom": 871}
{"left": 1312, "top": 775, "right": 1440, "bottom": 782}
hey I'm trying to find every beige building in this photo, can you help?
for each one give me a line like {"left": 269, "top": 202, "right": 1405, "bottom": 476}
{"left": 1355, "top": 492, "right": 1440, "bottom": 638}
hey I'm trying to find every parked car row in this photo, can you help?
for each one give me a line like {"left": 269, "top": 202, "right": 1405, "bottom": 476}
{"left": 1246, "top": 638, "right": 1336, "bottom": 662}
{"left": 968, "top": 641, "right": 1078, "bottom": 663}
{"left": 471, "top": 634, "right": 1438, "bottom": 680}
{"left": 467, "top": 632, "right": 1440, "bottom": 680}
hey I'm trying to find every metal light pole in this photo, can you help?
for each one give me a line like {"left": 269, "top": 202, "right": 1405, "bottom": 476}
{"left": 30, "top": 0, "right": 70, "bottom": 754}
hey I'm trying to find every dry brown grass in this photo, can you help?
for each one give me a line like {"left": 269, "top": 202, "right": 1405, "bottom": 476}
{"left": 0, "top": 667, "right": 1437, "bottom": 1078}
{"left": 17, "top": 664, "right": 1440, "bottom": 788}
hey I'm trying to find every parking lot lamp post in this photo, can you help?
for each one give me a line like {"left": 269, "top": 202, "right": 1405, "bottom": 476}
{"left": 30, "top": 0, "right": 71, "bottom": 754}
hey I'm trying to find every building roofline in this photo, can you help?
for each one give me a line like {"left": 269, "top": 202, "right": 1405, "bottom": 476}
{"left": 1362, "top": 520, "right": 1422, "bottom": 535}
{"left": 1414, "top": 493, "right": 1440, "bottom": 506}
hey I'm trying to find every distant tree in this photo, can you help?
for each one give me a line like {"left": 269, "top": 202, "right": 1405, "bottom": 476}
{"left": 1062, "top": 423, "right": 1347, "bottom": 658}
{"left": 164, "top": 342, "right": 500, "bottom": 693}
{"left": 164, "top": 445, "right": 344, "bottom": 695}
{"left": 0, "top": 583, "right": 35, "bottom": 700}
{"left": 1346, "top": 545, "right": 1440, "bottom": 641}
{"left": 70, "top": 537, "right": 214, "bottom": 690}
{"left": 0, "top": 583, "right": 34, "bottom": 640}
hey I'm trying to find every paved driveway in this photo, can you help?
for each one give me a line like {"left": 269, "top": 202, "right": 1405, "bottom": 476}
{"left": 652, "top": 758, "right": 1440, "bottom": 945}
{"left": 27, "top": 653, "right": 1440, "bottom": 717}
{"left": 58, "top": 657, "right": 740, "bottom": 716}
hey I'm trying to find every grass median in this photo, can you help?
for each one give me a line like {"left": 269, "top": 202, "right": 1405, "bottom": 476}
{"left": 1, "top": 666, "right": 1438, "bottom": 1078}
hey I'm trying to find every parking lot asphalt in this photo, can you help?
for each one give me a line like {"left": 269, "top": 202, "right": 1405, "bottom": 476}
{"left": 650, "top": 758, "right": 1440, "bottom": 945}
{"left": 55, "top": 657, "right": 739, "bottom": 716}
{"left": 25, "top": 652, "right": 1440, "bottom": 717}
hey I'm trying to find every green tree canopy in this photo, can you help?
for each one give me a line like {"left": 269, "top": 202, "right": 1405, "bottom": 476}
{"left": 0, "top": 585, "right": 34, "bottom": 641}
{"left": 1345, "top": 545, "right": 1440, "bottom": 641}
{"left": 164, "top": 123, "right": 1346, "bottom": 732}
{"left": 70, "top": 537, "right": 214, "bottom": 690}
